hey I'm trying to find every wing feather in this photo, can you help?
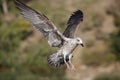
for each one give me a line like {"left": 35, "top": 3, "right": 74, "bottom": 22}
{"left": 63, "top": 10, "right": 83, "bottom": 38}
{"left": 14, "top": 0, "right": 62, "bottom": 47}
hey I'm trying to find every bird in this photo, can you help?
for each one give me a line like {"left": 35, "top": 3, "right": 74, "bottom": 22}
{"left": 14, "top": 0, "right": 84, "bottom": 70}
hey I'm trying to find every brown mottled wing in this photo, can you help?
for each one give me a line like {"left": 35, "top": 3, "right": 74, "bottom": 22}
{"left": 14, "top": 0, "right": 62, "bottom": 47}
{"left": 63, "top": 10, "right": 83, "bottom": 38}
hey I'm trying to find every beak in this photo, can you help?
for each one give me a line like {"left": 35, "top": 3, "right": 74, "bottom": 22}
{"left": 81, "top": 44, "right": 84, "bottom": 47}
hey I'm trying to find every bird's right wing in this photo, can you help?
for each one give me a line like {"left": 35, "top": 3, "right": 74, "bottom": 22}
{"left": 63, "top": 10, "right": 83, "bottom": 38}
{"left": 14, "top": 0, "right": 62, "bottom": 47}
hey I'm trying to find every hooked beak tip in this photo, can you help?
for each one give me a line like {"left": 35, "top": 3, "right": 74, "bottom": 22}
{"left": 81, "top": 44, "right": 84, "bottom": 47}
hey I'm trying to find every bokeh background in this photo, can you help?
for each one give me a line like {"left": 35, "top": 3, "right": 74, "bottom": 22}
{"left": 0, "top": 0, "right": 120, "bottom": 80}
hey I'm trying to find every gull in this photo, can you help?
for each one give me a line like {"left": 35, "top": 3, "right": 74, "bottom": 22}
{"left": 14, "top": 0, "right": 84, "bottom": 70}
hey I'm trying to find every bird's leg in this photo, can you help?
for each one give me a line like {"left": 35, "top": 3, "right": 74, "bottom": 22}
{"left": 68, "top": 54, "right": 75, "bottom": 70}
{"left": 64, "top": 54, "right": 70, "bottom": 69}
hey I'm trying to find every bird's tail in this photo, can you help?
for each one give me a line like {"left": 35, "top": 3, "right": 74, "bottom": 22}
{"left": 47, "top": 53, "right": 65, "bottom": 67}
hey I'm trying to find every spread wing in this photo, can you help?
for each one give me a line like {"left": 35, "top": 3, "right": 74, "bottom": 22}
{"left": 63, "top": 10, "right": 83, "bottom": 38}
{"left": 14, "top": 0, "right": 62, "bottom": 47}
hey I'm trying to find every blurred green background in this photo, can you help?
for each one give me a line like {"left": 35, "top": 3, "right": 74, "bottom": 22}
{"left": 0, "top": 0, "right": 120, "bottom": 80}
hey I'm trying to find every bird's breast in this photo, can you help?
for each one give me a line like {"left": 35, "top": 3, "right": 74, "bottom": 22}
{"left": 62, "top": 41, "right": 77, "bottom": 53}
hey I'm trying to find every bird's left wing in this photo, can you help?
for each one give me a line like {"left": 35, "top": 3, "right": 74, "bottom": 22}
{"left": 63, "top": 10, "right": 83, "bottom": 38}
{"left": 14, "top": 0, "right": 62, "bottom": 47}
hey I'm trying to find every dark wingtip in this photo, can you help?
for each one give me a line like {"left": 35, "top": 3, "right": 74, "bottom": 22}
{"left": 14, "top": 0, "right": 20, "bottom": 5}
{"left": 67, "top": 9, "right": 84, "bottom": 25}
{"left": 72, "top": 9, "right": 84, "bottom": 21}
{"left": 74, "top": 10, "right": 83, "bottom": 15}
{"left": 14, "top": 0, "right": 28, "bottom": 9}
{"left": 14, "top": 0, "right": 23, "bottom": 9}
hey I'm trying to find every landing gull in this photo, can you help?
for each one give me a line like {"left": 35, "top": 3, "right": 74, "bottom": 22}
{"left": 14, "top": 0, "right": 84, "bottom": 70}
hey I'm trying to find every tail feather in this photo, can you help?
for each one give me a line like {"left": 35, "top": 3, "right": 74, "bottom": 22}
{"left": 47, "top": 53, "right": 70, "bottom": 67}
{"left": 47, "top": 53, "right": 63, "bottom": 67}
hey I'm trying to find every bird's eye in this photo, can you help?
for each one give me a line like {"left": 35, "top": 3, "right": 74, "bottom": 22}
{"left": 77, "top": 39, "right": 80, "bottom": 41}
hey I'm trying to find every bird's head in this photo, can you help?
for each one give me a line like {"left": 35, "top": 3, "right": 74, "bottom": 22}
{"left": 76, "top": 37, "right": 84, "bottom": 47}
